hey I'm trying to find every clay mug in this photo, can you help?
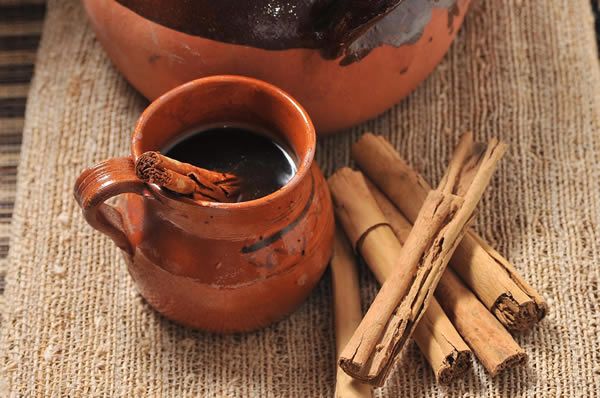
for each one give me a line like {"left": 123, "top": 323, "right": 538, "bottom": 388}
{"left": 74, "top": 76, "right": 334, "bottom": 332}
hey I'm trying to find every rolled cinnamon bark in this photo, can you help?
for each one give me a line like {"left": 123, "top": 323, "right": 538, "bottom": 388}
{"left": 437, "top": 269, "right": 528, "bottom": 376}
{"left": 368, "top": 180, "right": 527, "bottom": 376}
{"left": 413, "top": 299, "right": 472, "bottom": 384}
{"left": 352, "top": 133, "right": 547, "bottom": 331}
{"left": 358, "top": 223, "right": 472, "bottom": 384}
{"left": 135, "top": 151, "right": 241, "bottom": 203}
{"left": 331, "top": 229, "right": 373, "bottom": 398}
{"left": 334, "top": 134, "right": 506, "bottom": 385}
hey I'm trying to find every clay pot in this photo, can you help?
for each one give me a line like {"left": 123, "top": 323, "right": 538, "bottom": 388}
{"left": 83, "top": 0, "right": 471, "bottom": 133}
{"left": 74, "top": 76, "right": 334, "bottom": 332}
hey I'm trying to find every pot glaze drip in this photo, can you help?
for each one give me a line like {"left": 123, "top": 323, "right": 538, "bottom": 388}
{"left": 116, "top": 0, "right": 458, "bottom": 64}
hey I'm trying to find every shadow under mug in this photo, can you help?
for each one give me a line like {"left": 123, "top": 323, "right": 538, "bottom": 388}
{"left": 74, "top": 76, "right": 335, "bottom": 332}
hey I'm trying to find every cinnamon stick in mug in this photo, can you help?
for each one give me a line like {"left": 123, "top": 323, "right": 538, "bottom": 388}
{"left": 135, "top": 151, "right": 241, "bottom": 203}
{"left": 332, "top": 134, "right": 506, "bottom": 385}
{"left": 368, "top": 180, "right": 527, "bottom": 376}
{"left": 352, "top": 133, "right": 547, "bottom": 332}
{"left": 331, "top": 229, "right": 373, "bottom": 398}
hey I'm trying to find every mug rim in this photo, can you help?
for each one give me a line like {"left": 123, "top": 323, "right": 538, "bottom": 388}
{"left": 131, "top": 75, "right": 316, "bottom": 209}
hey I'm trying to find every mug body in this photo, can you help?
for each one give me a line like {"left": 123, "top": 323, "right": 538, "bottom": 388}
{"left": 76, "top": 76, "right": 334, "bottom": 331}
{"left": 121, "top": 165, "right": 332, "bottom": 331}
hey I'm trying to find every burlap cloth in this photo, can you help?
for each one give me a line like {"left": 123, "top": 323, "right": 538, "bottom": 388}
{"left": 1, "top": 0, "right": 599, "bottom": 396}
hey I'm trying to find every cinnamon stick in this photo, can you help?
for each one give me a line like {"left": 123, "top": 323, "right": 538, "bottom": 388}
{"left": 332, "top": 134, "right": 506, "bottom": 385}
{"left": 331, "top": 229, "right": 373, "bottom": 398}
{"left": 368, "top": 180, "right": 527, "bottom": 376}
{"left": 352, "top": 133, "right": 547, "bottom": 331}
{"left": 436, "top": 269, "right": 527, "bottom": 376}
{"left": 413, "top": 299, "right": 472, "bottom": 384}
{"left": 356, "top": 215, "right": 472, "bottom": 384}
{"left": 135, "top": 151, "right": 241, "bottom": 203}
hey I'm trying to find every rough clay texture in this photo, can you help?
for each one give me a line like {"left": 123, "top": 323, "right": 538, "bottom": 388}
{"left": 1, "top": 0, "right": 599, "bottom": 396}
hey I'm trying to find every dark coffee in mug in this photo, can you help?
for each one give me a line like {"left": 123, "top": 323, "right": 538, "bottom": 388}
{"left": 163, "top": 124, "right": 297, "bottom": 202}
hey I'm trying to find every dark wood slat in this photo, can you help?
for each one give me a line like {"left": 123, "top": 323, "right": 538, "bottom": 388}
{"left": 0, "top": 236, "right": 8, "bottom": 260}
{"left": 0, "top": 179, "right": 18, "bottom": 187}
{"left": 0, "top": 4, "right": 46, "bottom": 23}
{"left": 0, "top": 97, "right": 26, "bottom": 117}
{"left": 0, "top": 132, "right": 23, "bottom": 146}
{"left": 0, "top": 165, "right": 18, "bottom": 172}
{"left": 0, "top": 63, "right": 34, "bottom": 84}
{"left": 0, "top": 34, "right": 40, "bottom": 51}
{"left": 0, "top": 212, "right": 13, "bottom": 220}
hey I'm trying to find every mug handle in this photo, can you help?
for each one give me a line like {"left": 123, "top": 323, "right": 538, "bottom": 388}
{"left": 74, "top": 157, "right": 147, "bottom": 255}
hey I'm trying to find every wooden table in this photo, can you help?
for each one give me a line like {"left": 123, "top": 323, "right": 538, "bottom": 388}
{"left": 0, "top": 1, "right": 45, "bottom": 299}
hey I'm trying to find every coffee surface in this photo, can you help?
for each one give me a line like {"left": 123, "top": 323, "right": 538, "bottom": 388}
{"left": 164, "top": 126, "right": 297, "bottom": 202}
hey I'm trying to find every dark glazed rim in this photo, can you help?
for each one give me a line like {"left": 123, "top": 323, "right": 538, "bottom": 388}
{"left": 131, "top": 75, "right": 316, "bottom": 210}
{"left": 112, "top": 0, "right": 462, "bottom": 64}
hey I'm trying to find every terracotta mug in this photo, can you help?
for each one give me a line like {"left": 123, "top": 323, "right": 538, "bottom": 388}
{"left": 74, "top": 76, "right": 334, "bottom": 332}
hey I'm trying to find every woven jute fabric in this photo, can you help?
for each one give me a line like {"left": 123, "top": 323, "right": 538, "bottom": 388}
{"left": 1, "top": 0, "right": 599, "bottom": 396}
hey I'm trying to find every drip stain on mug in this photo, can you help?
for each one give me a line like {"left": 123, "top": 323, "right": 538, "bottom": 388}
{"left": 163, "top": 124, "right": 297, "bottom": 202}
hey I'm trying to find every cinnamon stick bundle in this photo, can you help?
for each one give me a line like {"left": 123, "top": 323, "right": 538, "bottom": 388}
{"left": 355, "top": 216, "right": 472, "bottom": 384}
{"left": 331, "top": 229, "right": 373, "bottom": 398}
{"left": 352, "top": 133, "right": 547, "bottom": 332}
{"left": 135, "top": 151, "right": 241, "bottom": 203}
{"left": 332, "top": 134, "right": 506, "bottom": 385}
{"left": 330, "top": 177, "right": 471, "bottom": 384}
{"left": 369, "top": 180, "right": 527, "bottom": 376}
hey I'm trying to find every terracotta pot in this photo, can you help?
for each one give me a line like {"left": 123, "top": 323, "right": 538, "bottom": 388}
{"left": 83, "top": 0, "right": 471, "bottom": 133}
{"left": 74, "top": 76, "right": 334, "bottom": 332}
